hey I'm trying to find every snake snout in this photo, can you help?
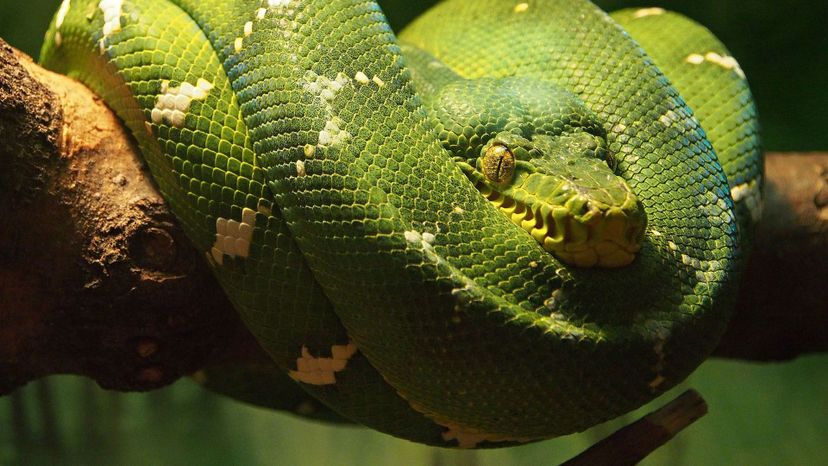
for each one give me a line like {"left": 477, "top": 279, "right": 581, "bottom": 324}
{"left": 535, "top": 181, "right": 646, "bottom": 268}
{"left": 478, "top": 170, "right": 646, "bottom": 268}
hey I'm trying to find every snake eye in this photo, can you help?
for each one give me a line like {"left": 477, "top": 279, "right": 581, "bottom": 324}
{"left": 482, "top": 144, "right": 516, "bottom": 185}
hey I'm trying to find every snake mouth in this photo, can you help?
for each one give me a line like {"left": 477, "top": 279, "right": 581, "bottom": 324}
{"left": 474, "top": 179, "right": 646, "bottom": 268}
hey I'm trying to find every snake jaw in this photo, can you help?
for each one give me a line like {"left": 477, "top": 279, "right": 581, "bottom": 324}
{"left": 474, "top": 173, "right": 646, "bottom": 268}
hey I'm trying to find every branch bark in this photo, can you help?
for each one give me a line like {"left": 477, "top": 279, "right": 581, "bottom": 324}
{"left": 0, "top": 40, "right": 255, "bottom": 395}
{"left": 1, "top": 40, "right": 826, "bottom": 397}
{"left": 562, "top": 390, "right": 708, "bottom": 466}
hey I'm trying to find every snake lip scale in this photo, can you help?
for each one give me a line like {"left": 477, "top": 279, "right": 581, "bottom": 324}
{"left": 41, "top": 0, "right": 761, "bottom": 448}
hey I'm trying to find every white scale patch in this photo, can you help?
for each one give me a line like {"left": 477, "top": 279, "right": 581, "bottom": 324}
{"left": 288, "top": 342, "right": 358, "bottom": 385}
{"left": 98, "top": 0, "right": 123, "bottom": 54}
{"left": 54, "top": 0, "right": 70, "bottom": 46}
{"left": 404, "top": 230, "right": 435, "bottom": 246}
{"left": 730, "top": 178, "right": 763, "bottom": 221}
{"left": 233, "top": 0, "right": 290, "bottom": 53}
{"left": 513, "top": 2, "right": 529, "bottom": 13}
{"left": 151, "top": 78, "right": 214, "bottom": 128}
{"left": 685, "top": 52, "right": 746, "bottom": 79}
{"left": 301, "top": 71, "right": 354, "bottom": 148}
{"left": 56, "top": 0, "right": 71, "bottom": 28}
{"left": 353, "top": 71, "right": 385, "bottom": 87}
{"left": 210, "top": 207, "right": 256, "bottom": 265}
{"left": 633, "top": 7, "right": 665, "bottom": 18}
{"left": 354, "top": 71, "right": 370, "bottom": 84}
{"left": 318, "top": 118, "right": 350, "bottom": 146}
{"left": 302, "top": 71, "right": 351, "bottom": 102}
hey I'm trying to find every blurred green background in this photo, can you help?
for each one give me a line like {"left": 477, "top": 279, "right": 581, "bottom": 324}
{"left": 3, "top": 358, "right": 827, "bottom": 465}
{"left": 1, "top": 1, "right": 827, "bottom": 464}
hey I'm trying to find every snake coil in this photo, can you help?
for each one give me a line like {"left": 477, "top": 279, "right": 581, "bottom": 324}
{"left": 42, "top": 0, "right": 760, "bottom": 447}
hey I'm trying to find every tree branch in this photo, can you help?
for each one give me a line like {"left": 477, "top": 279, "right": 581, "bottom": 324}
{"left": 562, "top": 390, "right": 708, "bottom": 466}
{"left": 1, "top": 40, "right": 826, "bottom": 398}
{"left": 0, "top": 40, "right": 254, "bottom": 395}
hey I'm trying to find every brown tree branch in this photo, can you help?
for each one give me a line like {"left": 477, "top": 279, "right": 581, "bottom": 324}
{"left": 562, "top": 390, "right": 708, "bottom": 466}
{"left": 1, "top": 40, "right": 826, "bottom": 398}
{"left": 0, "top": 40, "right": 255, "bottom": 395}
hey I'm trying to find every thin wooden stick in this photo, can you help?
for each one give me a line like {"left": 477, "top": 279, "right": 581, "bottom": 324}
{"left": 562, "top": 390, "right": 708, "bottom": 466}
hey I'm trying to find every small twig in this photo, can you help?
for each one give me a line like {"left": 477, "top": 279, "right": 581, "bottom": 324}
{"left": 562, "top": 390, "right": 708, "bottom": 466}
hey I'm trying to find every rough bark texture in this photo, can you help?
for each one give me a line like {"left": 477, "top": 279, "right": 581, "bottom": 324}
{"left": 1, "top": 41, "right": 826, "bottom": 396}
{"left": 719, "top": 153, "right": 828, "bottom": 360}
{"left": 0, "top": 41, "right": 253, "bottom": 395}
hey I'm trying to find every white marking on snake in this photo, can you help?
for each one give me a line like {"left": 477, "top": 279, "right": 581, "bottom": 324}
{"left": 302, "top": 71, "right": 350, "bottom": 102}
{"left": 633, "top": 7, "right": 665, "bottom": 18}
{"left": 301, "top": 71, "right": 353, "bottom": 148}
{"left": 404, "top": 230, "right": 422, "bottom": 243}
{"left": 288, "top": 342, "right": 358, "bottom": 385}
{"left": 267, "top": 0, "right": 290, "bottom": 8}
{"left": 99, "top": 0, "right": 122, "bottom": 35}
{"left": 405, "top": 230, "right": 436, "bottom": 246}
{"left": 56, "top": 0, "right": 71, "bottom": 28}
{"left": 318, "top": 118, "right": 350, "bottom": 147}
{"left": 354, "top": 71, "right": 370, "bottom": 84}
{"left": 513, "top": 3, "right": 529, "bottom": 13}
{"left": 233, "top": 37, "right": 243, "bottom": 53}
{"left": 97, "top": 0, "right": 122, "bottom": 54}
{"left": 243, "top": 21, "right": 253, "bottom": 37}
{"left": 372, "top": 75, "right": 385, "bottom": 87}
{"left": 151, "top": 78, "right": 214, "bottom": 128}
{"left": 295, "top": 160, "right": 306, "bottom": 177}
{"left": 55, "top": 0, "right": 71, "bottom": 44}
{"left": 256, "top": 7, "right": 267, "bottom": 20}
{"left": 730, "top": 178, "right": 763, "bottom": 221}
{"left": 210, "top": 207, "right": 256, "bottom": 264}
{"left": 685, "top": 52, "right": 746, "bottom": 79}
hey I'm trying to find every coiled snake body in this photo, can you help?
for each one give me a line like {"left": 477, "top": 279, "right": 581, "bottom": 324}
{"left": 42, "top": 0, "right": 761, "bottom": 447}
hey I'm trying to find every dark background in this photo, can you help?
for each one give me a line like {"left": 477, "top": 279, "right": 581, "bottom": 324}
{"left": 1, "top": 1, "right": 826, "bottom": 464}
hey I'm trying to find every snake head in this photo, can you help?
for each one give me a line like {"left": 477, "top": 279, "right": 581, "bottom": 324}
{"left": 461, "top": 131, "right": 647, "bottom": 268}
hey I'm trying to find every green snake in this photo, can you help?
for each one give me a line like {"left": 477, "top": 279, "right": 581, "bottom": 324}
{"left": 41, "top": 0, "right": 761, "bottom": 448}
